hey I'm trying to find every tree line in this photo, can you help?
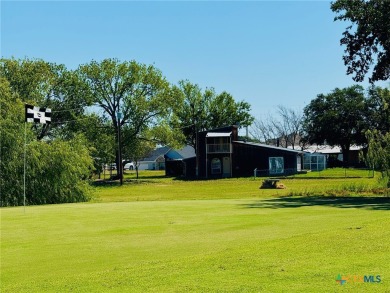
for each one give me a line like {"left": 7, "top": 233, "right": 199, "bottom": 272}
{"left": 1, "top": 0, "right": 389, "bottom": 205}
{"left": 250, "top": 85, "right": 390, "bottom": 168}
{"left": 0, "top": 57, "right": 254, "bottom": 206}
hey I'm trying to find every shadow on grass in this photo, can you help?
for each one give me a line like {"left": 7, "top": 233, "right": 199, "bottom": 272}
{"left": 92, "top": 178, "right": 158, "bottom": 188}
{"left": 125, "top": 175, "right": 167, "bottom": 180}
{"left": 241, "top": 196, "right": 390, "bottom": 210}
{"left": 286, "top": 176, "right": 373, "bottom": 180}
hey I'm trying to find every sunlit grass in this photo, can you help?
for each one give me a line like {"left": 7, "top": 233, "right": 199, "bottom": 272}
{"left": 2, "top": 168, "right": 389, "bottom": 292}
{"left": 1, "top": 199, "right": 389, "bottom": 292}
{"left": 93, "top": 170, "right": 385, "bottom": 203}
{"left": 292, "top": 167, "right": 375, "bottom": 179}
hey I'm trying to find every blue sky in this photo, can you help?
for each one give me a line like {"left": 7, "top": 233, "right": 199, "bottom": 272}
{"left": 1, "top": 1, "right": 387, "bottom": 119}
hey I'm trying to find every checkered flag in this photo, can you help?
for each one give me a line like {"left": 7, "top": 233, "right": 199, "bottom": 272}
{"left": 25, "top": 104, "right": 52, "bottom": 124}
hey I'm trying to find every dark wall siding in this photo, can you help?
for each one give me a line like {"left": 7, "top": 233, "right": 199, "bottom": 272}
{"left": 197, "top": 126, "right": 237, "bottom": 178}
{"left": 184, "top": 157, "right": 197, "bottom": 178}
{"left": 232, "top": 143, "right": 298, "bottom": 177}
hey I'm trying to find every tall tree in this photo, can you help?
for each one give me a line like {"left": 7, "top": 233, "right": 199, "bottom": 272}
{"left": 303, "top": 85, "right": 367, "bottom": 167}
{"left": 172, "top": 80, "right": 211, "bottom": 149}
{"left": 77, "top": 59, "right": 181, "bottom": 181}
{"left": 208, "top": 91, "right": 254, "bottom": 131}
{"left": 365, "top": 130, "right": 390, "bottom": 187}
{"left": 276, "top": 106, "right": 303, "bottom": 149}
{"left": 122, "top": 135, "right": 155, "bottom": 179}
{"left": 250, "top": 106, "right": 303, "bottom": 149}
{"left": 0, "top": 58, "right": 91, "bottom": 140}
{"left": 365, "top": 86, "right": 390, "bottom": 134}
{"left": 249, "top": 116, "right": 276, "bottom": 145}
{"left": 0, "top": 77, "right": 94, "bottom": 206}
{"left": 331, "top": 0, "right": 390, "bottom": 82}
{"left": 174, "top": 80, "right": 254, "bottom": 150}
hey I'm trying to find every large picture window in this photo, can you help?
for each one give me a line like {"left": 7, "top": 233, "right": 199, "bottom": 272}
{"left": 269, "top": 157, "right": 284, "bottom": 175}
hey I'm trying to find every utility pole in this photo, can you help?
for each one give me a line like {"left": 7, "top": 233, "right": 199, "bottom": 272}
{"left": 117, "top": 112, "right": 123, "bottom": 185}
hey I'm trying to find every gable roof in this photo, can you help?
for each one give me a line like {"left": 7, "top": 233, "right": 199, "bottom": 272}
{"left": 141, "top": 146, "right": 170, "bottom": 162}
{"left": 175, "top": 145, "right": 196, "bottom": 159}
{"left": 165, "top": 145, "right": 196, "bottom": 160}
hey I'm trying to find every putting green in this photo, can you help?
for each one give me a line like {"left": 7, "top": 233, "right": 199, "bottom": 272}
{"left": 1, "top": 198, "right": 389, "bottom": 292}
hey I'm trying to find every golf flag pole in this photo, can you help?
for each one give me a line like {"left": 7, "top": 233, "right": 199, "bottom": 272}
{"left": 23, "top": 121, "right": 27, "bottom": 213}
{"left": 24, "top": 104, "right": 52, "bottom": 210}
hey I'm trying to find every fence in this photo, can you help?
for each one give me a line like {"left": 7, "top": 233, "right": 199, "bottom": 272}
{"left": 253, "top": 167, "right": 375, "bottom": 179}
{"left": 253, "top": 168, "right": 298, "bottom": 178}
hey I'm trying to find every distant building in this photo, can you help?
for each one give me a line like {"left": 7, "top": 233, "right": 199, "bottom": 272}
{"left": 138, "top": 146, "right": 170, "bottom": 170}
{"left": 302, "top": 145, "right": 365, "bottom": 168}
{"left": 192, "top": 125, "right": 304, "bottom": 178}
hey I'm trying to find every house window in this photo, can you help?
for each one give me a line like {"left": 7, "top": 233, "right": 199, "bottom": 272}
{"left": 269, "top": 157, "right": 284, "bottom": 175}
{"left": 211, "top": 158, "right": 221, "bottom": 174}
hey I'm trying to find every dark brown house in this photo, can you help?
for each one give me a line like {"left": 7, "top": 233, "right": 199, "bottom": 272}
{"left": 195, "top": 125, "right": 303, "bottom": 178}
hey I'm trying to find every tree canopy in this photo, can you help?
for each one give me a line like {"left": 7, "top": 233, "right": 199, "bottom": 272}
{"left": 77, "top": 59, "right": 183, "bottom": 181}
{"left": 173, "top": 80, "right": 254, "bottom": 150}
{"left": 0, "top": 57, "right": 255, "bottom": 204}
{"left": 365, "top": 130, "right": 390, "bottom": 187}
{"left": 0, "top": 77, "right": 94, "bottom": 206}
{"left": 250, "top": 106, "right": 303, "bottom": 149}
{"left": 365, "top": 86, "right": 390, "bottom": 134}
{"left": 303, "top": 85, "right": 367, "bottom": 166}
{"left": 331, "top": 0, "right": 390, "bottom": 82}
{"left": 0, "top": 58, "right": 91, "bottom": 140}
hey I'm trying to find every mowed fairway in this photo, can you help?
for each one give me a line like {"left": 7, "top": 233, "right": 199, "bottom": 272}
{"left": 1, "top": 196, "right": 390, "bottom": 292}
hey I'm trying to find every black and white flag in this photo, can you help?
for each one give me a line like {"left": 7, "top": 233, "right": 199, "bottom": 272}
{"left": 25, "top": 104, "right": 52, "bottom": 124}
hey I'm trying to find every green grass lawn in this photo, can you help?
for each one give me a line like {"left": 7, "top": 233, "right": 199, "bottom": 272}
{"left": 1, "top": 170, "right": 390, "bottom": 292}
{"left": 94, "top": 169, "right": 384, "bottom": 202}
{"left": 1, "top": 198, "right": 389, "bottom": 292}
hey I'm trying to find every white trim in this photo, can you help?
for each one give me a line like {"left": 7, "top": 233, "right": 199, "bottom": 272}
{"left": 206, "top": 132, "right": 232, "bottom": 137}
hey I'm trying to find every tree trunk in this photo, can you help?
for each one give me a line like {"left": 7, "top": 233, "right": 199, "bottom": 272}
{"left": 341, "top": 145, "right": 350, "bottom": 168}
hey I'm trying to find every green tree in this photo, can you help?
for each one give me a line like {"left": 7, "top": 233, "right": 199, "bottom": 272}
{"left": 123, "top": 136, "right": 155, "bottom": 179}
{"left": 174, "top": 80, "right": 254, "bottom": 150}
{"left": 0, "top": 58, "right": 92, "bottom": 140}
{"left": 331, "top": 0, "right": 390, "bottom": 82}
{"left": 25, "top": 135, "right": 94, "bottom": 205}
{"left": 365, "top": 130, "right": 390, "bottom": 187}
{"left": 303, "top": 85, "right": 367, "bottom": 167}
{"left": 0, "top": 77, "right": 25, "bottom": 205}
{"left": 77, "top": 59, "right": 181, "bottom": 182}
{"left": 71, "top": 114, "right": 116, "bottom": 178}
{"left": 172, "top": 80, "right": 210, "bottom": 149}
{"left": 365, "top": 86, "right": 390, "bottom": 134}
{"left": 0, "top": 78, "right": 94, "bottom": 206}
{"left": 208, "top": 91, "right": 254, "bottom": 131}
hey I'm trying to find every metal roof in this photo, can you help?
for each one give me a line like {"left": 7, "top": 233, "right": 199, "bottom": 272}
{"left": 141, "top": 146, "right": 170, "bottom": 162}
{"left": 206, "top": 132, "right": 232, "bottom": 137}
{"left": 301, "top": 145, "right": 363, "bottom": 154}
{"left": 234, "top": 141, "right": 304, "bottom": 153}
{"left": 175, "top": 145, "right": 196, "bottom": 159}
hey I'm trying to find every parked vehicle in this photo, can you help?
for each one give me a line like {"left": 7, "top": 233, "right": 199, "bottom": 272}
{"left": 123, "top": 162, "right": 134, "bottom": 170}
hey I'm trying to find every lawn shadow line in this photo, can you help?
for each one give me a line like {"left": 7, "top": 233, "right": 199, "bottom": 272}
{"left": 241, "top": 196, "right": 390, "bottom": 210}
